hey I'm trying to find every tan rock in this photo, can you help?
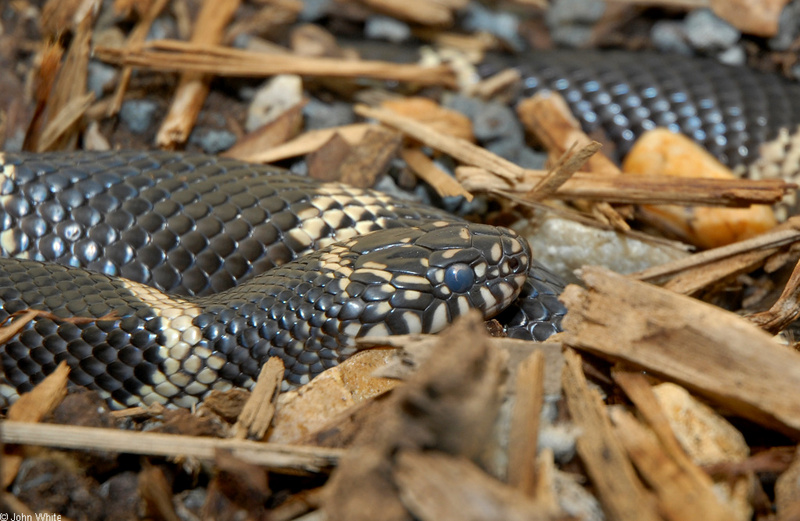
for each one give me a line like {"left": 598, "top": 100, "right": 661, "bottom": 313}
{"left": 623, "top": 128, "right": 777, "bottom": 249}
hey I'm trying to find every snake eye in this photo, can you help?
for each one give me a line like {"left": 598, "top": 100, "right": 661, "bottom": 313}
{"left": 444, "top": 263, "right": 474, "bottom": 293}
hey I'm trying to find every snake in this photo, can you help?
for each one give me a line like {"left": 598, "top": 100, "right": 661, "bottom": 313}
{"left": 1, "top": 49, "right": 799, "bottom": 409}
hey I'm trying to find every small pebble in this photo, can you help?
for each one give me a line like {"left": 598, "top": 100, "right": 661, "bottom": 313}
{"left": 120, "top": 99, "right": 158, "bottom": 134}
{"left": 473, "top": 102, "right": 520, "bottom": 142}
{"left": 769, "top": 0, "right": 800, "bottom": 51}
{"left": 463, "top": 2, "right": 525, "bottom": 51}
{"left": 246, "top": 75, "right": 304, "bottom": 132}
{"left": 651, "top": 20, "right": 693, "bottom": 55}
{"left": 516, "top": 147, "right": 548, "bottom": 170}
{"left": 442, "top": 93, "right": 483, "bottom": 121}
{"left": 146, "top": 16, "right": 177, "bottom": 41}
{"left": 188, "top": 128, "right": 237, "bottom": 154}
{"left": 87, "top": 61, "right": 117, "bottom": 98}
{"left": 683, "top": 9, "right": 740, "bottom": 52}
{"left": 299, "top": 0, "right": 331, "bottom": 21}
{"left": 365, "top": 16, "right": 411, "bottom": 43}
{"left": 303, "top": 99, "right": 355, "bottom": 130}
{"left": 715, "top": 44, "right": 746, "bottom": 66}
{"left": 546, "top": 0, "right": 606, "bottom": 48}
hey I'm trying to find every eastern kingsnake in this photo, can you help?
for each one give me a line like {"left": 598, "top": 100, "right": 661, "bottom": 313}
{"left": 2, "top": 50, "right": 800, "bottom": 409}
{"left": 0, "top": 150, "right": 563, "bottom": 409}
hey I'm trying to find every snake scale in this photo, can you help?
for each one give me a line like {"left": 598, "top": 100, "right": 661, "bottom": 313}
{"left": 2, "top": 50, "right": 800, "bottom": 409}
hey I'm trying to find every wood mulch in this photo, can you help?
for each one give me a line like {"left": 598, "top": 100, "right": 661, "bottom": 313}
{"left": 3, "top": 1, "right": 800, "bottom": 520}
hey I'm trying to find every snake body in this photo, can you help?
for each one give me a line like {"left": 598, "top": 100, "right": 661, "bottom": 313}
{"left": 2, "top": 50, "right": 799, "bottom": 408}
{"left": 513, "top": 51, "right": 800, "bottom": 167}
{"left": 0, "top": 151, "right": 559, "bottom": 408}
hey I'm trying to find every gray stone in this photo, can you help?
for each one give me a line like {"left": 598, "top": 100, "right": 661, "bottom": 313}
{"left": 146, "top": 16, "right": 176, "bottom": 41}
{"left": 87, "top": 61, "right": 117, "bottom": 98}
{"left": 473, "top": 102, "right": 521, "bottom": 142}
{"left": 463, "top": 1, "right": 525, "bottom": 51}
{"left": 684, "top": 9, "right": 740, "bottom": 51}
{"left": 516, "top": 147, "right": 548, "bottom": 170}
{"left": 546, "top": 0, "right": 606, "bottom": 26}
{"left": 442, "top": 93, "right": 483, "bottom": 121}
{"left": 549, "top": 26, "right": 596, "bottom": 48}
{"left": 303, "top": 99, "right": 355, "bottom": 130}
{"left": 189, "top": 128, "right": 237, "bottom": 154}
{"left": 651, "top": 20, "right": 693, "bottom": 55}
{"left": 120, "top": 99, "right": 158, "bottom": 134}
{"left": 299, "top": 0, "right": 331, "bottom": 21}
{"left": 365, "top": 16, "right": 411, "bottom": 43}
{"left": 716, "top": 45, "right": 746, "bottom": 66}
{"left": 769, "top": 0, "right": 800, "bottom": 51}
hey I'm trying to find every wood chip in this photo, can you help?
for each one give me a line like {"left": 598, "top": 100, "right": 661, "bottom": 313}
{"left": 322, "top": 311, "right": 509, "bottom": 521}
{"left": 612, "top": 372, "right": 740, "bottom": 521}
{"left": 156, "top": 0, "right": 241, "bottom": 149}
{"left": 95, "top": 40, "right": 457, "bottom": 87}
{"left": 356, "top": 104, "right": 526, "bottom": 181}
{"left": 307, "top": 132, "right": 354, "bottom": 182}
{"left": 456, "top": 165, "right": 791, "bottom": 206}
{"left": 748, "top": 257, "right": 800, "bottom": 333}
{"left": 139, "top": 463, "right": 182, "bottom": 521}
{"left": 394, "top": 451, "right": 560, "bottom": 521}
{"left": 222, "top": 100, "right": 305, "bottom": 161}
{"left": 562, "top": 349, "right": 660, "bottom": 521}
{"left": 2, "top": 361, "right": 70, "bottom": 488}
{"left": 507, "top": 350, "right": 545, "bottom": 497}
{"left": 517, "top": 91, "right": 626, "bottom": 229}
{"left": 338, "top": 127, "right": 403, "bottom": 187}
{"left": 561, "top": 266, "right": 800, "bottom": 437}
{"left": 400, "top": 147, "right": 474, "bottom": 201}
{"left": 233, "top": 357, "right": 284, "bottom": 440}
{"left": 631, "top": 216, "right": 800, "bottom": 294}
{"left": 380, "top": 97, "right": 475, "bottom": 143}
{"left": 527, "top": 141, "right": 602, "bottom": 200}
{"left": 354, "top": 0, "right": 457, "bottom": 26}
{"left": 609, "top": 407, "right": 739, "bottom": 521}
{"left": 108, "top": 0, "right": 170, "bottom": 115}
{"left": 238, "top": 123, "right": 373, "bottom": 164}
{"left": 0, "top": 421, "right": 343, "bottom": 474}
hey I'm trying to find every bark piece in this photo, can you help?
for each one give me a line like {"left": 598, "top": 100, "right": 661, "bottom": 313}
{"left": 561, "top": 266, "right": 800, "bottom": 437}
{"left": 381, "top": 97, "right": 475, "bottom": 142}
{"left": 507, "top": 350, "right": 545, "bottom": 496}
{"left": 395, "top": 451, "right": 562, "bottom": 521}
{"left": 2, "top": 361, "right": 70, "bottom": 488}
{"left": 609, "top": 407, "right": 741, "bottom": 521}
{"left": 233, "top": 357, "right": 284, "bottom": 440}
{"left": 562, "top": 349, "right": 660, "bottom": 521}
{"left": 322, "top": 311, "right": 509, "bottom": 521}
{"left": 156, "top": 0, "right": 241, "bottom": 149}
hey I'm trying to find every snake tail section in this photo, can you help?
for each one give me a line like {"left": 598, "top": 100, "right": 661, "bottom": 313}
{"left": 0, "top": 222, "right": 530, "bottom": 409}
{"left": 516, "top": 50, "right": 800, "bottom": 168}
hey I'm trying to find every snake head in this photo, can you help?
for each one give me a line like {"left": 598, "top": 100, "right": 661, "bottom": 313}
{"left": 334, "top": 221, "right": 531, "bottom": 338}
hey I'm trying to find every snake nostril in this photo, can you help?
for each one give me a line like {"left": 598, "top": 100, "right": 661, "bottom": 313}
{"left": 508, "top": 258, "right": 519, "bottom": 271}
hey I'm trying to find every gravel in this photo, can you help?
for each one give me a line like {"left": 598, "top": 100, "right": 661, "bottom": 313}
{"left": 119, "top": 99, "right": 159, "bottom": 134}
{"left": 365, "top": 16, "right": 412, "bottom": 43}
{"left": 683, "top": 9, "right": 740, "bottom": 52}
